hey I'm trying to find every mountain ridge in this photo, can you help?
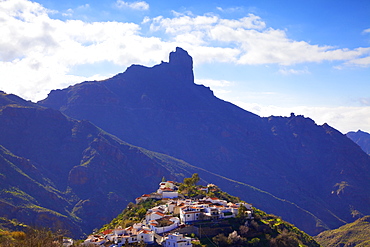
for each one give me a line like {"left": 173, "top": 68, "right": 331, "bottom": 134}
{"left": 0, "top": 90, "right": 326, "bottom": 238}
{"left": 346, "top": 130, "right": 370, "bottom": 155}
{"left": 37, "top": 47, "right": 370, "bottom": 235}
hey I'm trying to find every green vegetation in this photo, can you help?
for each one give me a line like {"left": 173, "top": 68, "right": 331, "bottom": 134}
{"left": 179, "top": 173, "right": 201, "bottom": 197}
{"left": 0, "top": 227, "right": 68, "bottom": 247}
{"left": 0, "top": 173, "right": 321, "bottom": 246}
{"left": 0, "top": 218, "right": 28, "bottom": 232}
{"left": 314, "top": 215, "right": 370, "bottom": 247}
{"left": 99, "top": 199, "right": 160, "bottom": 233}
{"left": 178, "top": 173, "right": 240, "bottom": 203}
{"left": 205, "top": 207, "right": 319, "bottom": 247}
{"left": 97, "top": 174, "right": 319, "bottom": 247}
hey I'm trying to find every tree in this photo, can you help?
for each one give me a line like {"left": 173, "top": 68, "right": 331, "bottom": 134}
{"left": 183, "top": 173, "right": 200, "bottom": 187}
{"left": 212, "top": 233, "right": 229, "bottom": 247}
{"left": 228, "top": 231, "right": 244, "bottom": 246}
{"left": 237, "top": 204, "right": 247, "bottom": 219}
{"left": 191, "top": 173, "right": 200, "bottom": 185}
{"left": 270, "top": 229, "right": 300, "bottom": 247}
{"left": 239, "top": 225, "right": 250, "bottom": 237}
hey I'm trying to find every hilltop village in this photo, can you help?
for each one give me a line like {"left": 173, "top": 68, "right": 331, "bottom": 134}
{"left": 84, "top": 178, "right": 253, "bottom": 246}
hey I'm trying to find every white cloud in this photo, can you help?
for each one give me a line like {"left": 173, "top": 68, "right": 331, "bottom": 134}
{"left": 0, "top": 0, "right": 369, "bottom": 103}
{"left": 116, "top": 0, "right": 149, "bottom": 11}
{"left": 144, "top": 12, "right": 370, "bottom": 66}
{"left": 359, "top": 98, "right": 370, "bottom": 106}
{"left": 78, "top": 4, "right": 90, "bottom": 9}
{"left": 278, "top": 67, "right": 310, "bottom": 75}
{"left": 62, "top": 8, "right": 73, "bottom": 17}
{"left": 216, "top": 6, "right": 244, "bottom": 13}
{"left": 219, "top": 15, "right": 265, "bottom": 29}
{"left": 346, "top": 54, "right": 370, "bottom": 67}
{"left": 0, "top": 0, "right": 169, "bottom": 101}
{"left": 363, "top": 28, "right": 370, "bottom": 34}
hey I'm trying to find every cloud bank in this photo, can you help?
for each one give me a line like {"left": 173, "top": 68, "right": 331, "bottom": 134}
{"left": 1, "top": 0, "right": 369, "bottom": 101}
{"left": 0, "top": 0, "right": 369, "bottom": 133}
{"left": 116, "top": 0, "right": 149, "bottom": 11}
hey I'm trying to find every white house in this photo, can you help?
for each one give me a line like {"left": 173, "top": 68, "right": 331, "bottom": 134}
{"left": 146, "top": 211, "right": 165, "bottom": 223}
{"left": 236, "top": 202, "right": 253, "bottom": 210}
{"left": 135, "top": 194, "right": 151, "bottom": 204}
{"left": 198, "top": 186, "right": 208, "bottom": 193}
{"left": 163, "top": 232, "right": 192, "bottom": 247}
{"left": 166, "top": 201, "right": 177, "bottom": 213}
{"left": 180, "top": 206, "right": 203, "bottom": 224}
{"left": 150, "top": 216, "right": 180, "bottom": 234}
{"left": 137, "top": 229, "right": 154, "bottom": 244}
{"left": 157, "top": 181, "right": 179, "bottom": 198}
{"left": 83, "top": 235, "right": 106, "bottom": 245}
{"left": 158, "top": 181, "right": 176, "bottom": 192}
{"left": 62, "top": 238, "right": 73, "bottom": 247}
{"left": 203, "top": 197, "right": 227, "bottom": 206}
{"left": 203, "top": 206, "right": 220, "bottom": 220}
{"left": 162, "top": 188, "right": 179, "bottom": 199}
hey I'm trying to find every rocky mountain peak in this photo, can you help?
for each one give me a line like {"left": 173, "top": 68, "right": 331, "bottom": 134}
{"left": 169, "top": 47, "right": 193, "bottom": 69}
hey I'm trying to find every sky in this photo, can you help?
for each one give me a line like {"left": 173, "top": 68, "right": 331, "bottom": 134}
{"left": 0, "top": 0, "right": 369, "bottom": 133}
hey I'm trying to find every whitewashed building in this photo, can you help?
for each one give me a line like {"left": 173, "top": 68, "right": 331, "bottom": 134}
{"left": 163, "top": 232, "right": 192, "bottom": 247}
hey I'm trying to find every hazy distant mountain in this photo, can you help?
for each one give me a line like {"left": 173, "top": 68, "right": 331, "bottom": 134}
{"left": 314, "top": 216, "right": 370, "bottom": 246}
{"left": 346, "top": 130, "right": 370, "bottom": 155}
{"left": 38, "top": 47, "right": 370, "bottom": 235}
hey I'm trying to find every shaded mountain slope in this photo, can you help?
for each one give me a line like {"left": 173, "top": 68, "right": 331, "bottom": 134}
{"left": 0, "top": 91, "right": 319, "bottom": 238}
{"left": 314, "top": 215, "right": 370, "bottom": 247}
{"left": 0, "top": 91, "right": 194, "bottom": 237}
{"left": 38, "top": 48, "right": 370, "bottom": 235}
{"left": 0, "top": 145, "right": 82, "bottom": 235}
{"left": 346, "top": 130, "right": 370, "bottom": 155}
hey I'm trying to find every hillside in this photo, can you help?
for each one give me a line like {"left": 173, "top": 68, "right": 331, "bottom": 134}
{"left": 314, "top": 216, "right": 370, "bottom": 247}
{"left": 38, "top": 47, "right": 370, "bottom": 235}
{"left": 0, "top": 91, "right": 322, "bottom": 238}
{"left": 97, "top": 178, "right": 320, "bottom": 247}
{"left": 0, "top": 91, "right": 195, "bottom": 237}
{"left": 346, "top": 130, "right": 370, "bottom": 155}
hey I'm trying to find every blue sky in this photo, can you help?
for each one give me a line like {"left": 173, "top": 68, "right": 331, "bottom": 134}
{"left": 0, "top": 0, "right": 369, "bottom": 133}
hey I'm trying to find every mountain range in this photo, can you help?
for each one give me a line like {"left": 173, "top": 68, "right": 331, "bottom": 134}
{"left": 346, "top": 130, "right": 370, "bottom": 155}
{"left": 0, "top": 91, "right": 326, "bottom": 238}
{"left": 1, "top": 47, "right": 370, "bottom": 238}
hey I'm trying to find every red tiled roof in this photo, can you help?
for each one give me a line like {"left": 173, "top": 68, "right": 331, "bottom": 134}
{"left": 103, "top": 229, "right": 113, "bottom": 235}
{"left": 154, "top": 212, "right": 165, "bottom": 216}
